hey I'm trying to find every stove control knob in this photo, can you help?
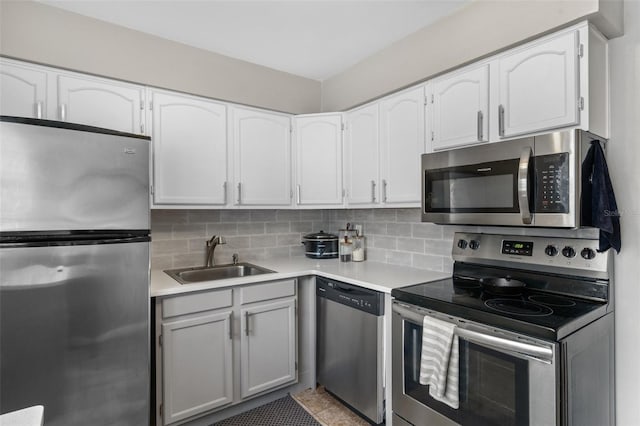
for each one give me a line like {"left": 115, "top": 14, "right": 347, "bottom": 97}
{"left": 581, "top": 248, "right": 596, "bottom": 260}
{"left": 457, "top": 239, "right": 468, "bottom": 249}
{"left": 469, "top": 240, "right": 480, "bottom": 250}
{"left": 562, "top": 246, "right": 576, "bottom": 258}
{"left": 545, "top": 245, "right": 558, "bottom": 257}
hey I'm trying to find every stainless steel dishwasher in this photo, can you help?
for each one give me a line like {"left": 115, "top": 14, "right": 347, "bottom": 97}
{"left": 316, "top": 276, "right": 385, "bottom": 424}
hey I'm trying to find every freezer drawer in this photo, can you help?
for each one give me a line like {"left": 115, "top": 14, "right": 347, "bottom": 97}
{"left": 0, "top": 240, "right": 150, "bottom": 425}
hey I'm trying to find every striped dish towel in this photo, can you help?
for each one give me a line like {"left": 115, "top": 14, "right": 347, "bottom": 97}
{"left": 418, "top": 315, "right": 460, "bottom": 409}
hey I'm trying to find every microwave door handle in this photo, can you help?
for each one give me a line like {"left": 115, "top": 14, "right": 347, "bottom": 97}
{"left": 518, "top": 147, "right": 533, "bottom": 225}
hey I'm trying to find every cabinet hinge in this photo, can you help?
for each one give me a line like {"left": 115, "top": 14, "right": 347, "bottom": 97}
{"left": 140, "top": 123, "right": 144, "bottom": 134}
{"left": 139, "top": 100, "right": 144, "bottom": 110}
{"left": 424, "top": 95, "right": 428, "bottom": 106}
{"left": 159, "top": 334, "right": 163, "bottom": 346}
{"left": 341, "top": 123, "right": 345, "bottom": 131}
{"left": 290, "top": 188, "right": 293, "bottom": 199}
{"left": 431, "top": 94, "right": 434, "bottom": 104}
{"left": 150, "top": 185, "right": 154, "bottom": 196}
{"left": 578, "top": 44, "right": 584, "bottom": 58}
{"left": 579, "top": 97, "right": 585, "bottom": 111}
{"left": 431, "top": 131, "right": 434, "bottom": 141}
{"left": 159, "top": 403, "right": 163, "bottom": 417}
{"left": 149, "top": 101, "right": 153, "bottom": 111}
{"left": 295, "top": 361, "right": 298, "bottom": 371}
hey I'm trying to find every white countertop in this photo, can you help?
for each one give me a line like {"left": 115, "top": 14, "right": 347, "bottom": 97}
{"left": 151, "top": 257, "right": 449, "bottom": 298}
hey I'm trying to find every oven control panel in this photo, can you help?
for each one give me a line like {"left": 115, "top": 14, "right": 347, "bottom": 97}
{"left": 452, "top": 232, "right": 610, "bottom": 278}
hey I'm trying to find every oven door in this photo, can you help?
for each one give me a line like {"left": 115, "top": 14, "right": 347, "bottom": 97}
{"left": 422, "top": 136, "right": 535, "bottom": 227}
{"left": 392, "top": 302, "right": 558, "bottom": 426}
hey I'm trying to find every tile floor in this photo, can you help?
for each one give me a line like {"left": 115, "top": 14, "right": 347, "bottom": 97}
{"left": 292, "top": 387, "right": 370, "bottom": 426}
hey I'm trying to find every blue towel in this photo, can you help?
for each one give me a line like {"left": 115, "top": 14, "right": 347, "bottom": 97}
{"left": 580, "top": 140, "right": 621, "bottom": 253}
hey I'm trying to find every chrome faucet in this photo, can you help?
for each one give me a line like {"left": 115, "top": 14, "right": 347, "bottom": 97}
{"left": 205, "top": 235, "right": 226, "bottom": 267}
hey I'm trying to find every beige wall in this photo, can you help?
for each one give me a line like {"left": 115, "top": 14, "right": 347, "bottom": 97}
{"left": 0, "top": 1, "right": 321, "bottom": 114}
{"left": 321, "top": 0, "right": 622, "bottom": 111}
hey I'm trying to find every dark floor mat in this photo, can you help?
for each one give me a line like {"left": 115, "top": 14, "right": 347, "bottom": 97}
{"left": 212, "top": 394, "right": 321, "bottom": 426}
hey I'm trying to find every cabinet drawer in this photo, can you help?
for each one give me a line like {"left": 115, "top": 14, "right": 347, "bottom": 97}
{"left": 240, "top": 279, "right": 296, "bottom": 305}
{"left": 163, "top": 288, "right": 233, "bottom": 318}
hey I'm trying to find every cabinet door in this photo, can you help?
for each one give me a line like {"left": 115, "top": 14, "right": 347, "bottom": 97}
{"left": 162, "top": 311, "right": 233, "bottom": 425}
{"left": 151, "top": 90, "right": 228, "bottom": 206}
{"left": 231, "top": 107, "right": 292, "bottom": 206}
{"left": 379, "top": 86, "right": 425, "bottom": 205}
{"left": 432, "top": 64, "right": 489, "bottom": 150}
{"left": 345, "top": 104, "right": 380, "bottom": 206}
{"left": 294, "top": 114, "right": 343, "bottom": 206}
{"left": 240, "top": 298, "right": 297, "bottom": 399}
{"left": 0, "top": 60, "right": 48, "bottom": 119}
{"left": 498, "top": 30, "right": 579, "bottom": 138}
{"left": 57, "top": 74, "right": 145, "bottom": 134}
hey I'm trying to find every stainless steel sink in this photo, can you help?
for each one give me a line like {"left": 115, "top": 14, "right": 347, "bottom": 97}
{"left": 164, "top": 263, "right": 275, "bottom": 284}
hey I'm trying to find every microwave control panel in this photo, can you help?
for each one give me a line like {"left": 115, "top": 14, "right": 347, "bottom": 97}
{"left": 534, "top": 153, "right": 569, "bottom": 213}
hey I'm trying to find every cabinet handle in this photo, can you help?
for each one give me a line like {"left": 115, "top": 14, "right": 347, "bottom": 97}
{"left": 498, "top": 104, "right": 505, "bottom": 137}
{"left": 59, "top": 103, "right": 67, "bottom": 122}
{"left": 237, "top": 183, "right": 242, "bottom": 205}
{"left": 35, "top": 102, "right": 43, "bottom": 119}
{"left": 223, "top": 181, "right": 228, "bottom": 204}
{"left": 228, "top": 314, "right": 233, "bottom": 340}
{"left": 245, "top": 312, "right": 250, "bottom": 336}
{"left": 371, "top": 180, "right": 376, "bottom": 203}
{"left": 296, "top": 184, "right": 301, "bottom": 205}
{"left": 382, "top": 179, "right": 388, "bottom": 203}
{"left": 477, "top": 110, "right": 484, "bottom": 141}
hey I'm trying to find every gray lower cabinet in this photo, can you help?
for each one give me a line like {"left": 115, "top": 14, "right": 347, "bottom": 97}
{"left": 156, "top": 280, "right": 298, "bottom": 425}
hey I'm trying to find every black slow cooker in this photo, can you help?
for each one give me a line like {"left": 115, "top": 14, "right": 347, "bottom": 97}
{"left": 301, "top": 231, "right": 338, "bottom": 259}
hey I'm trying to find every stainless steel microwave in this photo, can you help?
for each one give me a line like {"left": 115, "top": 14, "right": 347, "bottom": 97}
{"left": 421, "top": 130, "right": 605, "bottom": 228}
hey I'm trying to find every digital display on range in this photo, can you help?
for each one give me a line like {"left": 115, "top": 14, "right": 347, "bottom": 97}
{"left": 502, "top": 240, "right": 534, "bottom": 256}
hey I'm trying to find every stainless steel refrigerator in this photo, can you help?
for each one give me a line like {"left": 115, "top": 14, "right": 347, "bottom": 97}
{"left": 0, "top": 116, "right": 150, "bottom": 425}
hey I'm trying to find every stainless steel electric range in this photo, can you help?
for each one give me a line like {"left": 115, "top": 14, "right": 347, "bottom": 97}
{"left": 391, "top": 232, "right": 615, "bottom": 426}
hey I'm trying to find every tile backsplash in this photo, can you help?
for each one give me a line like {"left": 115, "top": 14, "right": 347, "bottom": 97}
{"left": 150, "top": 208, "right": 461, "bottom": 272}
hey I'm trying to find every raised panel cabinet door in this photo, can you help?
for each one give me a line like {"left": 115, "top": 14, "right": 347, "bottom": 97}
{"left": 162, "top": 311, "right": 233, "bottom": 425}
{"left": 151, "top": 90, "right": 228, "bottom": 206}
{"left": 231, "top": 107, "right": 292, "bottom": 206}
{"left": 0, "top": 60, "right": 48, "bottom": 119}
{"left": 432, "top": 64, "right": 489, "bottom": 150}
{"left": 379, "top": 86, "right": 425, "bottom": 205}
{"left": 57, "top": 74, "right": 145, "bottom": 134}
{"left": 345, "top": 103, "right": 380, "bottom": 206}
{"left": 498, "top": 30, "right": 579, "bottom": 138}
{"left": 294, "top": 114, "right": 343, "bottom": 206}
{"left": 240, "top": 298, "right": 297, "bottom": 399}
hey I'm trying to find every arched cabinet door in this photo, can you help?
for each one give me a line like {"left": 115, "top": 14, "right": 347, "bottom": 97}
{"left": 0, "top": 60, "right": 48, "bottom": 119}
{"left": 231, "top": 106, "right": 292, "bottom": 206}
{"left": 294, "top": 113, "right": 344, "bottom": 207}
{"left": 498, "top": 30, "right": 579, "bottom": 138}
{"left": 432, "top": 64, "right": 489, "bottom": 150}
{"left": 379, "top": 86, "right": 426, "bottom": 206}
{"left": 150, "top": 89, "right": 228, "bottom": 206}
{"left": 57, "top": 73, "right": 145, "bottom": 134}
{"left": 344, "top": 103, "right": 380, "bottom": 207}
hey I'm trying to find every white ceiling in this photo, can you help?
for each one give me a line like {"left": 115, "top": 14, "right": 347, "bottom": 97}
{"left": 37, "top": 0, "right": 470, "bottom": 81}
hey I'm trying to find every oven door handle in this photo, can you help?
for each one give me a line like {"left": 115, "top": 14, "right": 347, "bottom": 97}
{"left": 393, "top": 303, "right": 553, "bottom": 363}
{"left": 518, "top": 147, "right": 533, "bottom": 225}
{"left": 455, "top": 327, "right": 553, "bottom": 363}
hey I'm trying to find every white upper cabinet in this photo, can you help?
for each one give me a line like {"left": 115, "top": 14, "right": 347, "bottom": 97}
{"left": 431, "top": 64, "right": 489, "bottom": 150}
{"left": 497, "top": 30, "right": 579, "bottom": 138}
{"left": 57, "top": 73, "right": 145, "bottom": 134}
{"left": 0, "top": 59, "right": 49, "bottom": 119}
{"left": 150, "top": 89, "right": 228, "bottom": 207}
{"left": 294, "top": 113, "right": 344, "bottom": 207}
{"left": 379, "top": 86, "right": 426, "bottom": 206}
{"left": 230, "top": 107, "right": 292, "bottom": 207}
{"left": 344, "top": 103, "right": 380, "bottom": 206}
